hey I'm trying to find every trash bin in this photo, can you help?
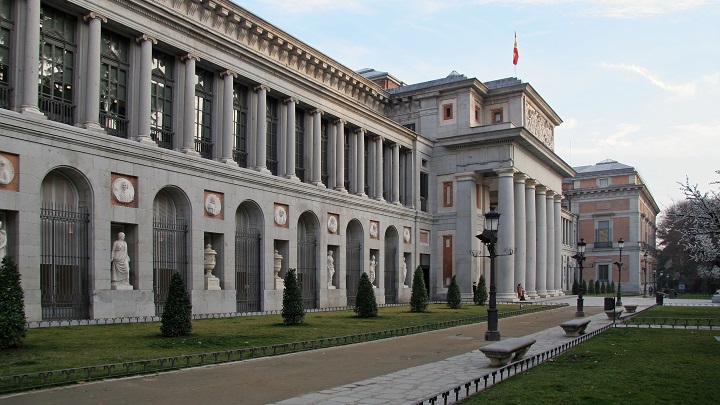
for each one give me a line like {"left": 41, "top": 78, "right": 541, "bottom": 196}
{"left": 669, "top": 289, "right": 677, "bottom": 299}
{"left": 656, "top": 292, "right": 664, "bottom": 305}
{"left": 604, "top": 297, "right": 615, "bottom": 310}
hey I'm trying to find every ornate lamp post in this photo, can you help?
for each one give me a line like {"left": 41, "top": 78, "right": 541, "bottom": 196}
{"left": 475, "top": 207, "right": 501, "bottom": 341}
{"left": 613, "top": 238, "right": 624, "bottom": 306}
{"left": 572, "top": 239, "right": 587, "bottom": 317}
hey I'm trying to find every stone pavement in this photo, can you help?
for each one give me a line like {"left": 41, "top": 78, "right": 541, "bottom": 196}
{"left": 0, "top": 296, "right": 705, "bottom": 405}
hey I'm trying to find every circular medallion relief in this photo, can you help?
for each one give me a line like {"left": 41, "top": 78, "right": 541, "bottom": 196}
{"left": 0, "top": 156, "right": 14, "bottom": 185}
{"left": 327, "top": 216, "right": 338, "bottom": 233}
{"left": 274, "top": 205, "right": 287, "bottom": 226}
{"left": 112, "top": 177, "right": 135, "bottom": 203}
{"left": 369, "top": 222, "right": 379, "bottom": 238}
{"left": 205, "top": 193, "right": 222, "bottom": 216}
{"left": 403, "top": 228, "right": 411, "bottom": 243}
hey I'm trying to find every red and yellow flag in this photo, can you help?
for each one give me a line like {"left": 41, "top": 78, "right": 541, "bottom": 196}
{"left": 513, "top": 33, "right": 519, "bottom": 65}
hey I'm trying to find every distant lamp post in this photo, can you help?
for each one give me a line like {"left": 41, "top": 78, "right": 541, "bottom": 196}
{"left": 572, "top": 239, "right": 587, "bottom": 317}
{"left": 475, "top": 207, "right": 501, "bottom": 341}
{"left": 613, "top": 238, "right": 625, "bottom": 306}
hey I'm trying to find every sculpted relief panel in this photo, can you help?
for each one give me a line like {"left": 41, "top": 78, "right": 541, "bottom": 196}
{"left": 526, "top": 103, "right": 554, "bottom": 150}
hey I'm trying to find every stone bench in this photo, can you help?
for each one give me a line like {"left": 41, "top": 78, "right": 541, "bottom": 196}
{"left": 559, "top": 318, "right": 591, "bottom": 337}
{"left": 479, "top": 337, "right": 536, "bottom": 367}
{"left": 623, "top": 304, "right": 638, "bottom": 313}
{"left": 605, "top": 309, "right": 623, "bottom": 320}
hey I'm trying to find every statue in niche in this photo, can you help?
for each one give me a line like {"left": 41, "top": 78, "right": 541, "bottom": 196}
{"left": 368, "top": 255, "right": 377, "bottom": 285}
{"left": 111, "top": 232, "right": 132, "bottom": 289}
{"left": 0, "top": 220, "right": 7, "bottom": 258}
{"left": 327, "top": 250, "right": 335, "bottom": 288}
{"left": 402, "top": 257, "right": 408, "bottom": 286}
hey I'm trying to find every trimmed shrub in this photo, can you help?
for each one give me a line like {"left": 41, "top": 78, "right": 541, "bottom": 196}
{"left": 588, "top": 279, "right": 595, "bottom": 294}
{"left": 354, "top": 272, "right": 378, "bottom": 317}
{"left": 600, "top": 281, "right": 607, "bottom": 294}
{"left": 582, "top": 280, "right": 588, "bottom": 295}
{"left": 410, "top": 265, "right": 429, "bottom": 312}
{"left": 610, "top": 281, "right": 616, "bottom": 293}
{"left": 160, "top": 272, "right": 192, "bottom": 337}
{"left": 446, "top": 275, "right": 462, "bottom": 309}
{"left": 477, "top": 274, "right": 489, "bottom": 305}
{"left": 595, "top": 280, "right": 600, "bottom": 294}
{"left": 0, "top": 257, "right": 27, "bottom": 349}
{"left": 282, "top": 268, "right": 305, "bottom": 325}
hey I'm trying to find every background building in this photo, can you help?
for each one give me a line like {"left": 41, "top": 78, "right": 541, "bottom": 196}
{"left": 1, "top": 0, "right": 573, "bottom": 322}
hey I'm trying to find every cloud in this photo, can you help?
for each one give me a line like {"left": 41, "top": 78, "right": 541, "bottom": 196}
{"left": 235, "top": 0, "right": 372, "bottom": 14}
{"left": 581, "top": 0, "right": 711, "bottom": 18}
{"left": 599, "top": 62, "right": 697, "bottom": 97}
{"left": 561, "top": 117, "right": 578, "bottom": 129}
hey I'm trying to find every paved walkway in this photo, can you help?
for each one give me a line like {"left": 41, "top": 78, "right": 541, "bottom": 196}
{"left": 0, "top": 296, "right": 708, "bottom": 405}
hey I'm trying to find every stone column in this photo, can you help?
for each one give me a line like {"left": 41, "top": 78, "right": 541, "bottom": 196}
{"left": 83, "top": 12, "right": 106, "bottom": 130}
{"left": 20, "top": 0, "right": 41, "bottom": 115}
{"left": 335, "top": 120, "right": 346, "bottom": 192}
{"left": 496, "top": 168, "right": 516, "bottom": 300}
{"left": 311, "top": 109, "right": 324, "bottom": 186}
{"left": 254, "top": 84, "right": 270, "bottom": 172}
{"left": 220, "top": 70, "right": 237, "bottom": 164}
{"left": 408, "top": 147, "right": 416, "bottom": 209}
{"left": 546, "top": 191, "right": 556, "bottom": 296}
{"left": 356, "top": 128, "right": 366, "bottom": 197}
{"left": 525, "top": 179, "right": 538, "bottom": 298}
{"left": 513, "top": 173, "right": 527, "bottom": 299}
{"left": 392, "top": 143, "right": 400, "bottom": 205}
{"left": 182, "top": 54, "right": 199, "bottom": 155}
{"left": 285, "top": 98, "right": 299, "bottom": 180}
{"left": 554, "top": 195, "right": 564, "bottom": 295}
{"left": 375, "top": 136, "right": 384, "bottom": 201}
{"left": 136, "top": 35, "right": 157, "bottom": 145}
{"left": 456, "top": 173, "right": 479, "bottom": 299}
{"left": 535, "top": 186, "right": 548, "bottom": 297}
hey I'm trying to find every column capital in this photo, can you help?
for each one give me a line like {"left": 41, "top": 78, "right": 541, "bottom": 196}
{"left": 182, "top": 53, "right": 200, "bottom": 62}
{"left": 535, "top": 185, "right": 548, "bottom": 194}
{"left": 220, "top": 69, "right": 237, "bottom": 78}
{"left": 373, "top": 134, "right": 384, "bottom": 141}
{"left": 554, "top": 194, "right": 564, "bottom": 202}
{"left": 514, "top": 173, "right": 528, "bottom": 183}
{"left": 546, "top": 189, "right": 557, "bottom": 198}
{"left": 84, "top": 12, "right": 107, "bottom": 23}
{"left": 354, "top": 127, "right": 366, "bottom": 135}
{"left": 311, "top": 108, "right": 324, "bottom": 116}
{"left": 136, "top": 34, "right": 158, "bottom": 44}
{"left": 525, "top": 178, "right": 537, "bottom": 188}
{"left": 455, "top": 172, "right": 477, "bottom": 183}
{"left": 284, "top": 97, "right": 298, "bottom": 104}
{"left": 334, "top": 119, "right": 347, "bottom": 125}
{"left": 495, "top": 168, "right": 516, "bottom": 177}
{"left": 254, "top": 83, "right": 269, "bottom": 92}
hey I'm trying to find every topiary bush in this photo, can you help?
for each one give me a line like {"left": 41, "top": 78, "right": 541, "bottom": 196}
{"left": 410, "top": 265, "right": 429, "bottom": 312}
{"left": 583, "top": 280, "right": 588, "bottom": 295}
{"left": 595, "top": 280, "right": 600, "bottom": 294}
{"left": 610, "top": 281, "right": 616, "bottom": 293}
{"left": 354, "top": 272, "right": 378, "bottom": 317}
{"left": 0, "top": 257, "right": 27, "bottom": 349}
{"left": 446, "top": 275, "right": 462, "bottom": 309}
{"left": 282, "top": 268, "right": 305, "bottom": 325}
{"left": 160, "top": 272, "right": 192, "bottom": 337}
{"left": 588, "top": 279, "right": 595, "bottom": 294}
{"left": 477, "top": 274, "right": 488, "bottom": 305}
{"left": 600, "top": 281, "right": 606, "bottom": 294}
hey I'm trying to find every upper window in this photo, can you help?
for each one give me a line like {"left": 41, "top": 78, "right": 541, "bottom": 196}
{"left": 266, "top": 97, "right": 279, "bottom": 175}
{"left": 597, "top": 177, "right": 609, "bottom": 188}
{"left": 442, "top": 104, "right": 453, "bottom": 120}
{"left": 100, "top": 30, "right": 128, "bottom": 138}
{"left": 595, "top": 220, "right": 612, "bottom": 248}
{"left": 194, "top": 68, "right": 214, "bottom": 159}
{"left": 233, "top": 83, "right": 248, "bottom": 167}
{"left": 443, "top": 181, "right": 453, "bottom": 208}
{"left": 0, "top": 0, "right": 13, "bottom": 109}
{"left": 151, "top": 50, "right": 175, "bottom": 149}
{"left": 39, "top": 6, "right": 77, "bottom": 125}
{"left": 420, "top": 172, "right": 429, "bottom": 212}
{"left": 491, "top": 108, "right": 503, "bottom": 124}
{"left": 295, "top": 108, "right": 305, "bottom": 181}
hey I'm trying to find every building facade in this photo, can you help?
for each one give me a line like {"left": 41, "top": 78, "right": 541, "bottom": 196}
{"left": 563, "top": 159, "right": 659, "bottom": 295}
{"left": 0, "top": 0, "right": 573, "bottom": 322}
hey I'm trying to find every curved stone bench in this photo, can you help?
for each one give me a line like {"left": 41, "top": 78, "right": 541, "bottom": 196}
{"left": 479, "top": 337, "right": 536, "bottom": 367}
{"left": 559, "top": 318, "right": 591, "bottom": 337}
{"left": 605, "top": 309, "right": 623, "bottom": 320}
{"left": 623, "top": 304, "right": 638, "bottom": 313}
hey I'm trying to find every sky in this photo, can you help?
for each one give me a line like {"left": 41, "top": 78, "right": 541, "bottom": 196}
{"left": 234, "top": 0, "right": 720, "bottom": 213}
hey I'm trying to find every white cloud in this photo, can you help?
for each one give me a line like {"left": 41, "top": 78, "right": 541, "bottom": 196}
{"left": 599, "top": 62, "right": 697, "bottom": 97}
{"left": 582, "top": 0, "right": 711, "bottom": 18}
{"left": 561, "top": 117, "right": 578, "bottom": 129}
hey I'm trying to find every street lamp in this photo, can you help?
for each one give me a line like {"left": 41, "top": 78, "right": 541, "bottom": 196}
{"left": 476, "top": 207, "right": 501, "bottom": 341}
{"left": 572, "top": 239, "right": 587, "bottom": 317}
{"left": 613, "top": 238, "right": 624, "bottom": 306}
{"left": 638, "top": 243, "right": 649, "bottom": 298}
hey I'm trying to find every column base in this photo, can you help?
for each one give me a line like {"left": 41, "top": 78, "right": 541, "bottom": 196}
{"left": 334, "top": 187, "right": 348, "bottom": 193}
{"left": 285, "top": 174, "right": 301, "bottom": 182}
{"left": 83, "top": 121, "right": 104, "bottom": 132}
{"left": 356, "top": 193, "right": 368, "bottom": 198}
{"left": 312, "top": 181, "right": 326, "bottom": 188}
{"left": 497, "top": 292, "right": 519, "bottom": 301}
{"left": 19, "top": 105, "right": 45, "bottom": 117}
{"left": 527, "top": 290, "right": 538, "bottom": 299}
{"left": 375, "top": 197, "right": 386, "bottom": 202}
{"left": 220, "top": 157, "right": 238, "bottom": 166}
{"left": 137, "top": 135, "right": 158, "bottom": 146}
{"left": 183, "top": 148, "right": 200, "bottom": 156}
{"left": 255, "top": 166, "right": 271, "bottom": 174}
{"left": 536, "top": 289, "right": 549, "bottom": 298}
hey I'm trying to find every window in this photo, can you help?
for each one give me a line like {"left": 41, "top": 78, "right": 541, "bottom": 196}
{"left": 364, "top": 134, "right": 369, "bottom": 195}
{"left": 0, "top": 0, "right": 13, "bottom": 109}
{"left": 344, "top": 128, "right": 350, "bottom": 190}
{"left": 442, "top": 104, "right": 453, "bottom": 120}
{"left": 475, "top": 107, "right": 481, "bottom": 124}
{"left": 403, "top": 123, "right": 415, "bottom": 131}
{"left": 595, "top": 220, "right": 612, "bottom": 248}
{"left": 321, "top": 120, "right": 328, "bottom": 186}
{"left": 443, "top": 181, "right": 453, "bottom": 207}
{"left": 491, "top": 108, "right": 503, "bottom": 124}
{"left": 100, "top": 30, "right": 128, "bottom": 138}
{"left": 266, "top": 97, "right": 278, "bottom": 175}
{"left": 151, "top": 50, "right": 174, "bottom": 149}
{"left": 597, "top": 177, "right": 608, "bottom": 188}
{"left": 598, "top": 264, "right": 609, "bottom": 281}
{"left": 39, "top": 6, "right": 76, "bottom": 125}
{"left": 232, "top": 83, "right": 248, "bottom": 167}
{"left": 194, "top": 68, "right": 214, "bottom": 159}
{"left": 295, "top": 108, "right": 305, "bottom": 181}
{"left": 420, "top": 172, "right": 429, "bottom": 212}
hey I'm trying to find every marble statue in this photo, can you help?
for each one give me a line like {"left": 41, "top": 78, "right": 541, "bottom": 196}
{"left": 402, "top": 257, "right": 408, "bottom": 287}
{"left": 0, "top": 220, "right": 7, "bottom": 258}
{"left": 327, "top": 250, "right": 335, "bottom": 288}
{"left": 368, "top": 255, "right": 377, "bottom": 285}
{"left": 111, "top": 232, "right": 132, "bottom": 289}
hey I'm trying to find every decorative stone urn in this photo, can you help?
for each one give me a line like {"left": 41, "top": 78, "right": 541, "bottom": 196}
{"left": 204, "top": 244, "right": 221, "bottom": 290}
{"left": 274, "top": 249, "right": 284, "bottom": 290}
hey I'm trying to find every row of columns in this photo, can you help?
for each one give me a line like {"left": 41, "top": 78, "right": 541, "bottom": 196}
{"left": 16, "top": 4, "right": 413, "bottom": 204}
{"left": 495, "top": 169, "right": 564, "bottom": 300}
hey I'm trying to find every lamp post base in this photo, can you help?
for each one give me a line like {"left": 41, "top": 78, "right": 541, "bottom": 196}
{"left": 485, "top": 330, "right": 501, "bottom": 341}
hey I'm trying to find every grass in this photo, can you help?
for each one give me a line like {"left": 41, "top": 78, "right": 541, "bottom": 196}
{"left": 461, "top": 306, "right": 720, "bottom": 404}
{"left": 0, "top": 303, "right": 535, "bottom": 377}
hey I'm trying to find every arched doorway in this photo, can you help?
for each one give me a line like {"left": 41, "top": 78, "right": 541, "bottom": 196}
{"left": 345, "top": 219, "right": 364, "bottom": 306}
{"left": 384, "top": 226, "right": 399, "bottom": 304}
{"left": 235, "top": 201, "right": 262, "bottom": 312}
{"left": 40, "top": 170, "right": 91, "bottom": 320}
{"left": 152, "top": 188, "right": 189, "bottom": 315}
{"left": 297, "top": 212, "right": 319, "bottom": 309}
